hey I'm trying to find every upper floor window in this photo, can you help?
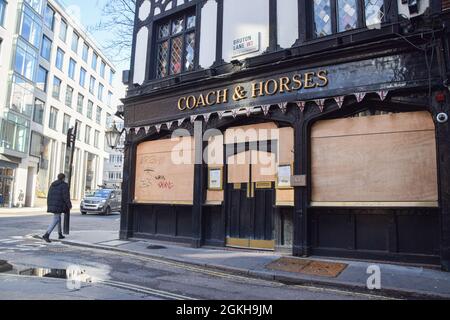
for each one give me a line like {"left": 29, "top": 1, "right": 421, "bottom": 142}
{"left": 0, "top": 0, "right": 7, "bottom": 27}
{"left": 20, "top": 5, "right": 42, "bottom": 48}
{"left": 156, "top": 11, "right": 196, "bottom": 78}
{"left": 40, "top": 35, "right": 52, "bottom": 61}
{"left": 14, "top": 39, "right": 37, "bottom": 81}
{"left": 313, "top": 0, "right": 384, "bottom": 38}
{"left": 55, "top": 47, "right": 64, "bottom": 70}
{"left": 59, "top": 19, "right": 68, "bottom": 42}
{"left": 25, "top": 0, "right": 43, "bottom": 14}
{"left": 79, "top": 67, "right": 86, "bottom": 87}
{"left": 71, "top": 31, "right": 79, "bottom": 53}
{"left": 68, "top": 58, "right": 76, "bottom": 80}
{"left": 82, "top": 42, "right": 89, "bottom": 62}
{"left": 44, "top": 5, "right": 55, "bottom": 31}
{"left": 92, "top": 52, "right": 98, "bottom": 71}
{"left": 36, "top": 65, "right": 48, "bottom": 92}
{"left": 100, "top": 61, "right": 106, "bottom": 78}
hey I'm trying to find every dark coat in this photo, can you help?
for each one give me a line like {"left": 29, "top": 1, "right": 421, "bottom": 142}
{"left": 47, "top": 180, "right": 72, "bottom": 214}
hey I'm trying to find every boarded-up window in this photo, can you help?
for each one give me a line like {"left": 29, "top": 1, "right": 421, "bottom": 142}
{"left": 311, "top": 111, "right": 438, "bottom": 207}
{"left": 135, "top": 137, "right": 195, "bottom": 205}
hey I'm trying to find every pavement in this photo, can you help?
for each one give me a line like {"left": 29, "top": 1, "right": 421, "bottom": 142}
{"left": 60, "top": 230, "right": 450, "bottom": 300}
{"left": 0, "top": 205, "right": 80, "bottom": 217}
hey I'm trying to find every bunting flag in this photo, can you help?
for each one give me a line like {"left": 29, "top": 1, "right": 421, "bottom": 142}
{"left": 261, "top": 105, "right": 271, "bottom": 116}
{"left": 296, "top": 101, "right": 306, "bottom": 113}
{"left": 218, "top": 111, "right": 226, "bottom": 120}
{"left": 190, "top": 115, "right": 198, "bottom": 123}
{"left": 231, "top": 109, "right": 239, "bottom": 118}
{"left": 334, "top": 96, "right": 345, "bottom": 109}
{"left": 376, "top": 90, "right": 389, "bottom": 101}
{"left": 144, "top": 126, "right": 151, "bottom": 134}
{"left": 125, "top": 128, "right": 131, "bottom": 135}
{"left": 155, "top": 124, "right": 162, "bottom": 133}
{"left": 279, "top": 102, "right": 288, "bottom": 113}
{"left": 178, "top": 118, "right": 185, "bottom": 126}
{"left": 245, "top": 107, "right": 252, "bottom": 117}
{"left": 166, "top": 121, "right": 173, "bottom": 130}
{"left": 203, "top": 113, "right": 211, "bottom": 123}
{"left": 355, "top": 92, "right": 366, "bottom": 103}
{"left": 315, "top": 99, "right": 326, "bottom": 113}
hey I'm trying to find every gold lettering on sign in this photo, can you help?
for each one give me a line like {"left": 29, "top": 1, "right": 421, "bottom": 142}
{"left": 177, "top": 70, "right": 330, "bottom": 112}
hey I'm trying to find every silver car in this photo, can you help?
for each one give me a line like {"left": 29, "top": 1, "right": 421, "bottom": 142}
{"left": 80, "top": 189, "right": 122, "bottom": 215}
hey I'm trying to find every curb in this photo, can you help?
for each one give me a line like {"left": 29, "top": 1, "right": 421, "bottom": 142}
{"left": 61, "top": 240, "right": 450, "bottom": 300}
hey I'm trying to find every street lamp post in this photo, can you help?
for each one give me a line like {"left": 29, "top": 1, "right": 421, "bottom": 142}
{"left": 63, "top": 122, "right": 78, "bottom": 235}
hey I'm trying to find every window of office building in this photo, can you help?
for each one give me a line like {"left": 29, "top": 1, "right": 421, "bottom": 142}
{"left": 55, "top": 47, "right": 64, "bottom": 70}
{"left": 87, "top": 100, "right": 93, "bottom": 119}
{"left": 62, "top": 113, "right": 71, "bottom": 134}
{"left": 59, "top": 19, "right": 68, "bottom": 42}
{"left": 89, "top": 76, "right": 95, "bottom": 94}
{"left": 68, "top": 58, "right": 76, "bottom": 80}
{"left": 40, "top": 35, "right": 52, "bottom": 61}
{"left": 106, "top": 113, "right": 112, "bottom": 128}
{"left": 100, "top": 61, "right": 106, "bottom": 78}
{"left": 29, "top": 131, "right": 43, "bottom": 157}
{"left": 20, "top": 5, "right": 42, "bottom": 48}
{"left": 79, "top": 67, "right": 86, "bottom": 87}
{"left": 14, "top": 39, "right": 37, "bottom": 81}
{"left": 109, "top": 70, "right": 115, "bottom": 86}
{"left": 97, "top": 83, "right": 104, "bottom": 101}
{"left": 107, "top": 91, "right": 113, "bottom": 107}
{"left": 25, "top": 0, "right": 43, "bottom": 14}
{"left": 92, "top": 52, "right": 98, "bottom": 71}
{"left": 77, "top": 93, "right": 84, "bottom": 114}
{"left": 44, "top": 4, "right": 55, "bottom": 31}
{"left": 156, "top": 11, "right": 196, "bottom": 78}
{"left": 0, "top": 113, "right": 30, "bottom": 154}
{"left": 10, "top": 75, "right": 34, "bottom": 116}
{"left": 48, "top": 106, "right": 58, "bottom": 130}
{"left": 36, "top": 65, "right": 48, "bottom": 92}
{"left": 65, "top": 85, "right": 73, "bottom": 107}
{"left": 94, "top": 130, "right": 99, "bottom": 148}
{"left": 52, "top": 76, "right": 61, "bottom": 100}
{"left": 82, "top": 42, "right": 89, "bottom": 62}
{"left": 96, "top": 106, "right": 102, "bottom": 124}
{"left": 85, "top": 125, "right": 91, "bottom": 144}
{"left": 75, "top": 120, "right": 81, "bottom": 140}
{"left": 33, "top": 98, "right": 45, "bottom": 124}
{"left": 0, "top": 0, "right": 7, "bottom": 27}
{"left": 71, "top": 31, "right": 79, "bottom": 53}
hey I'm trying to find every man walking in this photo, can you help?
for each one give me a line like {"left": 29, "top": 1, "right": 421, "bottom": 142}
{"left": 42, "top": 173, "right": 72, "bottom": 243}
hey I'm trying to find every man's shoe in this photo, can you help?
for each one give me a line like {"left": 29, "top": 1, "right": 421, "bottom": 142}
{"left": 42, "top": 234, "right": 51, "bottom": 243}
{"left": 58, "top": 234, "right": 65, "bottom": 240}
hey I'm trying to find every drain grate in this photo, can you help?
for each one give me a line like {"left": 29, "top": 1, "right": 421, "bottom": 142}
{"left": 147, "top": 245, "right": 166, "bottom": 250}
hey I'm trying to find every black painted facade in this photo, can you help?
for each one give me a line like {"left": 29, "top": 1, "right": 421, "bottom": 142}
{"left": 121, "top": 0, "right": 450, "bottom": 270}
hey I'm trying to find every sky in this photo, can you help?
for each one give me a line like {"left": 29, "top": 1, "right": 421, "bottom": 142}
{"left": 58, "top": 0, "right": 129, "bottom": 100}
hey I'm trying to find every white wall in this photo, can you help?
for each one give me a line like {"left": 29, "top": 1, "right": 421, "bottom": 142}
{"left": 133, "top": 26, "right": 149, "bottom": 85}
{"left": 278, "top": 0, "right": 298, "bottom": 49}
{"left": 222, "top": 0, "right": 270, "bottom": 62}
{"left": 199, "top": 0, "right": 217, "bottom": 68}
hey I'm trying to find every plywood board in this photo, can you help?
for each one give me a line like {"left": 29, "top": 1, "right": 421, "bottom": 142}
{"left": 251, "top": 150, "right": 276, "bottom": 182}
{"left": 135, "top": 137, "right": 195, "bottom": 204}
{"left": 225, "top": 122, "right": 279, "bottom": 144}
{"left": 311, "top": 111, "right": 434, "bottom": 138}
{"left": 276, "top": 189, "right": 294, "bottom": 206}
{"left": 311, "top": 112, "right": 438, "bottom": 204}
{"left": 279, "top": 127, "right": 294, "bottom": 165}
{"left": 227, "top": 151, "right": 250, "bottom": 183}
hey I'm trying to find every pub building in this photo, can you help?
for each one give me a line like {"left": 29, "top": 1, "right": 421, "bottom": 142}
{"left": 120, "top": 0, "right": 450, "bottom": 270}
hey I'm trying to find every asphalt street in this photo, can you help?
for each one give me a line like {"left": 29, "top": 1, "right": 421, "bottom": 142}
{"left": 0, "top": 212, "right": 390, "bottom": 300}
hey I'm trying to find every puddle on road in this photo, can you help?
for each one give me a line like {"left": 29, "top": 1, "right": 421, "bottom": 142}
{"left": 147, "top": 245, "right": 167, "bottom": 250}
{"left": 0, "top": 261, "right": 96, "bottom": 283}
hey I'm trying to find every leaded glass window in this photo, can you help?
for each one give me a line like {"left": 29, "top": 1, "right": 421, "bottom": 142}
{"left": 155, "top": 11, "right": 196, "bottom": 79}
{"left": 313, "top": 0, "right": 386, "bottom": 38}
{"left": 365, "top": 0, "right": 384, "bottom": 27}
{"left": 338, "top": 0, "right": 357, "bottom": 32}
{"left": 313, "top": 0, "right": 332, "bottom": 37}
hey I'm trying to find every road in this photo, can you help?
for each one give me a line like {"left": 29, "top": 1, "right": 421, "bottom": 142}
{"left": 0, "top": 212, "right": 390, "bottom": 300}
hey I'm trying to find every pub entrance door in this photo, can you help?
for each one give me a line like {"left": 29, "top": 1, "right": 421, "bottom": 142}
{"left": 226, "top": 148, "right": 276, "bottom": 250}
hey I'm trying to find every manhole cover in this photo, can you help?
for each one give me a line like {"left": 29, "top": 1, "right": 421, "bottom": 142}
{"left": 147, "top": 245, "right": 166, "bottom": 250}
